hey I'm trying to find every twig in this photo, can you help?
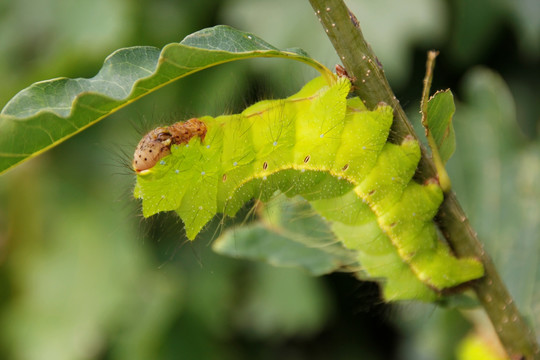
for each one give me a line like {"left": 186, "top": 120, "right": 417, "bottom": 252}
{"left": 308, "top": 0, "right": 540, "bottom": 358}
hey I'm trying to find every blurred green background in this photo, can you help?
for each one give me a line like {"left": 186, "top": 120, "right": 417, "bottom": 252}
{"left": 0, "top": 0, "right": 539, "bottom": 359}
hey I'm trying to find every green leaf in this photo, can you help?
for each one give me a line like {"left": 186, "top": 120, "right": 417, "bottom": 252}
{"left": 427, "top": 89, "right": 456, "bottom": 164}
{"left": 0, "top": 25, "right": 332, "bottom": 175}
{"left": 212, "top": 197, "right": 358, "bottom": 276}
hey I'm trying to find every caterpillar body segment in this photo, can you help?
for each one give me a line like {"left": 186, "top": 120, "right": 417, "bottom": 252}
{"left": 134, "top": 76, "right": 483, "bottom": 302}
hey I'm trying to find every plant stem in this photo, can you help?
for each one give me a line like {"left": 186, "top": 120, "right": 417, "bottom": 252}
{"left": 308, "top": 0, "right": 540, "bottom": 358}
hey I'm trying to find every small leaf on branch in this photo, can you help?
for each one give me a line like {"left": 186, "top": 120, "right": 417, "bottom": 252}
{"left": 427, "top": 90, "right": 456, "bottom": 165}
{"left": 420, "top": 50, "right": 452, "bottom": 192}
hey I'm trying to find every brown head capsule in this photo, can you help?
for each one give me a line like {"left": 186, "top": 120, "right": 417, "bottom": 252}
{"left": 133, "top": 118, "right": 207, "bottom": 173}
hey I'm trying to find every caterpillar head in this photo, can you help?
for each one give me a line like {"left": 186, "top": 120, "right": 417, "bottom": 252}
{"left": 133, "top": 118, "right": 207, "bottom": 173}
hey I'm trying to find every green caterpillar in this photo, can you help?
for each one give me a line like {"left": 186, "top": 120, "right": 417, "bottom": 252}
{"left": 133, "top": 75, "right": 483, "bottom": 302}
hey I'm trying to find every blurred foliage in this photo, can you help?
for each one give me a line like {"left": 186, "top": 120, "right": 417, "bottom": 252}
{"left": 450, "top": 68, "right": 540, "bottom": 350}
{"left": 0, "top": 0, "right": 538, "bottom": 359}
{"left": 213, "top": 196, "right": 359, "bottom": 276}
